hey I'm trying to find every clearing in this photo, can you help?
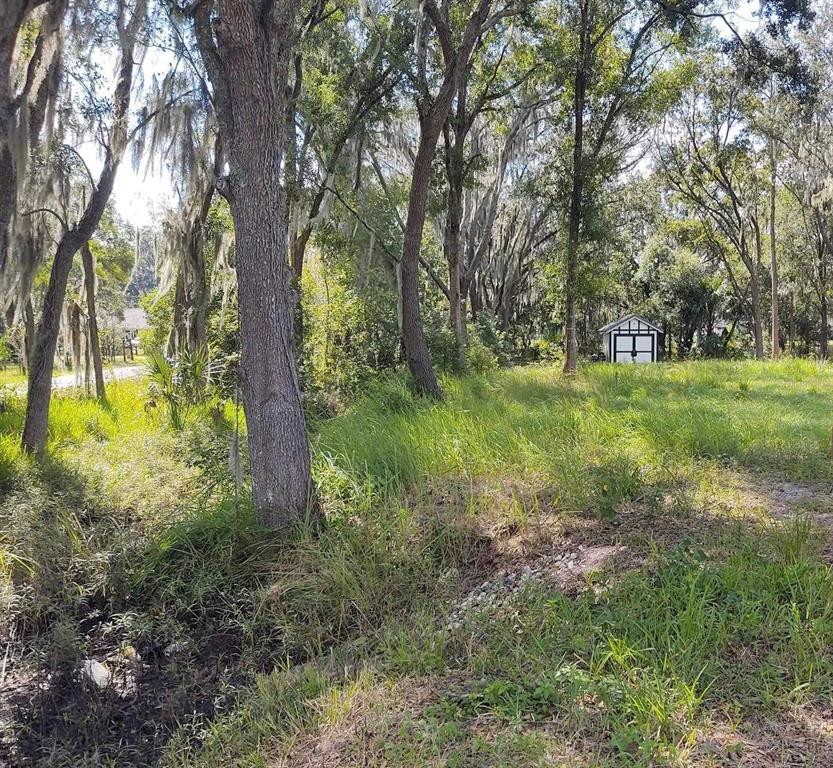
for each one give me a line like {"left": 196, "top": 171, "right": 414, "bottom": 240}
{"left": 1, "top": 359, "right": 833, "bottom": 767}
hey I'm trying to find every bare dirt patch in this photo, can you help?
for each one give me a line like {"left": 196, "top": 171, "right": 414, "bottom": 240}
{"left": 271, "top": 676, "right": 434, "bottom": 768}
{"left": 719, "top": 471, "right": 833, "bottom": 560}
{"left": 695, "top": 707, "right": 833, "bottom": 767}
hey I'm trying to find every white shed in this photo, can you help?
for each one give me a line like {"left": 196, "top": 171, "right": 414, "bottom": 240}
{"left": 600, "top": 314, "right": 662, "bottom": 363}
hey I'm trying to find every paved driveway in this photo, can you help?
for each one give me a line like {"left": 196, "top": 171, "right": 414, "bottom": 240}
{"left": 13, "top": 365, "right": 144, "bottom": 395}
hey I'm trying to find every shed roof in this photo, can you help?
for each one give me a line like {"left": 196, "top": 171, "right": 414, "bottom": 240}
{"left": 599, "top": 314, "right": 662, "bottom": 334}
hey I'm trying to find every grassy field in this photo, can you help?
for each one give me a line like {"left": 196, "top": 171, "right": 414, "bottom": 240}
{"left": 1, "top": 359, "right": 832, "bottom": 766}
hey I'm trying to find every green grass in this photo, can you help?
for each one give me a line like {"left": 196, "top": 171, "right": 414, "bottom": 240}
{"left": 316, "top": 359, "right": 833, "bottom": 518}
{"left": 2, "top": 359, "right": 833, "bottom": 767}
{"left": 173, "top": 520, "right": 832, "bottom": 768}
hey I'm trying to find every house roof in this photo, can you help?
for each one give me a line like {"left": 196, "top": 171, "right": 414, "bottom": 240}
{"left": 599, "top": 314, "right": 663, "bottom": 334}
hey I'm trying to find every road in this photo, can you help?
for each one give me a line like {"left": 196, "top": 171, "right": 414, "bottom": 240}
{"left": 13, "top": 365, "right": 144, "bottom": 395}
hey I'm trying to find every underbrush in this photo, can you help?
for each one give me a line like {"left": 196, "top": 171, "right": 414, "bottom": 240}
{"left": 0, "top": 383, "right": 481, "bottom": 766}
{"left": 167, "top": 519, "right": 833, "bottom": 767}
{"left": 2, "top": 360, "right": 833, "bottom": 766}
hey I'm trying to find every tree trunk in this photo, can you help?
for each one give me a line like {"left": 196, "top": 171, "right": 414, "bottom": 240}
{"left": 749, "top": 269, "right": 764, "bottom": 360}
{"left": 769, "top": 140, "right": 780, "bottom": 360}
{"left": 443, "top": 82, "right": 470, "bottom": 372}
{"left": 449, "top": 259, "right": 467, "bottom": 369}
{"left": 22, "top": 235, "right": 82, "bottom": 450}
{"left": 193, "top": 0, "right": 311, "bottom": 528}
{"left": 0, "top": 142, "right": 13, "bottom": 270}
{"left": 188, "top": 257, "right": 209, "bottom": 353}
{"left": 291, "top": 226, "right": 312, "bottom": 280}
{"left": 84, "top": 319, "right": 91, "bottom": 394}
{"left": 169, "top": 268, "right": 186, "bottom": 355}
{"left": 444, "top": 140, "right": 467, "bottom": 370}
{"left": 0, "top": 0, "right": 65, "bottom": 269}
{"left": 183, "top": 158, "right": 219, "bottom": 354}
{"left": 563, "top": 0, "right": 588, "bottom": 375}
{"left": 401, "top": 134, "right": 443, "bottom": 397}
{"left": 397, "top": 0, "right": 492, "bottom": 396}
{"left": 233, "top": 188, "right": 310, "bottom": 526}
{"left": 749, "top": 222, "right": 765, "bottom": 360}
{"left": 817, "top": 214, "right": 831, "bottom": 360}
{"left": 19, "top": 297, "right": 35, "bottom": 371}
{"left": 469, "top": 277, "right": 481, "bottom": 322}
{"left": 0, "top": 0, "right": 28, "bottom": 269}
{"left": 82, "top": 242, "right": 106, "bottom": 398}
{"left": 70, "top": 301, "right": 82, "bottom": 385}
{"left": 290, "top": 225, "right": 311, "bottom": 351}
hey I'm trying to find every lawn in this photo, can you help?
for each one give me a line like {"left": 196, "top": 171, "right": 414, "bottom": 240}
{"left": 1, "top": 359, "right": 832, "bottom": 767}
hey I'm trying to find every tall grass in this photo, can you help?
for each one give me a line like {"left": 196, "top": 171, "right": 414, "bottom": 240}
{"left": 316, "top": 360, "right": 833, "bottom": 515}
{"left": 3, "top": 360, "right": 833, "bottom": 767}
{"left": 172, "top": 518, "right": 833, "bottom": 768}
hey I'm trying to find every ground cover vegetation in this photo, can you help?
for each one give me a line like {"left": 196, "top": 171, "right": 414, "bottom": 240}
{"left": 1, "top": 360, "right": 833, "bottom": 765}
{"left": 2, "top": 0, "right": 833, "bottom": 765}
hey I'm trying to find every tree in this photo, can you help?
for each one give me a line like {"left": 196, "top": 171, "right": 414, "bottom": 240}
{"left": 0, "top": 0, "right": 64, "bottom": 269}
{"left": 439, "top": 25, "right": 543, "bottom": 368}
{"left": 22, "top": 0, "right": 148, "bottom": 453}
{"left": 161, "top": 135, "right": 222, "bottom": 356}
{"left": 661, "top": 65, "right": 770, "bottom": 359}
{"left": 286, "top": 4, "right": 398, "bottom": 284}
{"left": 190, "top": 0, "right": 311, "bottom": 528}
{"left": 81, "top": 242, "right": 105, "bottom": 397}
{"left": 548, "top": 0, "right": 698, "bottom": 372}
{"left": 395, "top": 0, "right": 516, "bottom": 397}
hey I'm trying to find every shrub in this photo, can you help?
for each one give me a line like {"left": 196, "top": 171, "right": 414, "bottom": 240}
{"left": 465, "top": 333, "right": 499, "bottom": 374}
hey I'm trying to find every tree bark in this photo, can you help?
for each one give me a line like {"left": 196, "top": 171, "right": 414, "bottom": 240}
{"left": 819, "top": 236, "right": 829, "bottom": 360}
{"left": 193, "top": 0, "right": 311, "bottom": 528}
{"left": 69, "top": 301, "right": 81, "bottom": 385}
{"left": 23, "top": 234, "right": 83, "bottom": 450}
{"left": 0, "top": 0, "right": 65, "bottom": 269}
{"left": 82, "top": 242, "right": 105, "bottom": 398}
{"left": 563, "top": 0, "right": 588, "bottom": 375}
{"left": 0, "top": 0, "right": 30, "bottom": 269}
{"left": 749, "top": 267, "right": 764, "bottom": 360}
{"left": 401, "top": 135, "right": 444, "bottom": 397}
{"left": 398, "top": 0, "right": 492, "bottom": 397}
{"left": 816, "top": 212, "right": 832, "bottom": 360}
{"left": 22, "top": 297, "right": 34, "bottom": 370}
{"left": 443, "top": 106, "right": 467, "bottom": 371}
{"left": 290, "top": 225, "right": 311, "bottom": 349}
{"left": 769, "top": 140, "right": 780, "bottom": 360}
{"left": 749, "top": 221, "right": 765, "bottom": 359}
{"left": 169, "top": 267, "right": 187, "bottom": 355}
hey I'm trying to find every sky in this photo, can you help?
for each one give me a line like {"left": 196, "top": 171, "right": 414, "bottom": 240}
{"left": 76, "top": 44, "right": 178, "bottom": 230}
{"left": 100, "top": 0, "right": 762, "bottom": 230}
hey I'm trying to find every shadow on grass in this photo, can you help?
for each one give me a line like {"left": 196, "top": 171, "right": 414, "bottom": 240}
{"left": 0, "top": 456, "right": 291, "bottom": 767}
{"left": 2, "top": 457, "right": 490, "bottom": 767}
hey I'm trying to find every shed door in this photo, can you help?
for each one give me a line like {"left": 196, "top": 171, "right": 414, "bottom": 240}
{"left": 613, "top": 333, "right": 654, "bottom": 363}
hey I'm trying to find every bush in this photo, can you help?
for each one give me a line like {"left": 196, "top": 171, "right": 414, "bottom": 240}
{"left": 145, "top": 347, "right": 217, "bottom": 430}
{"left": 465, "top": 333, "right": 499, "bottom": 374}
{"left": 139, "top": 289, "right": 174, "bottom": 354}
